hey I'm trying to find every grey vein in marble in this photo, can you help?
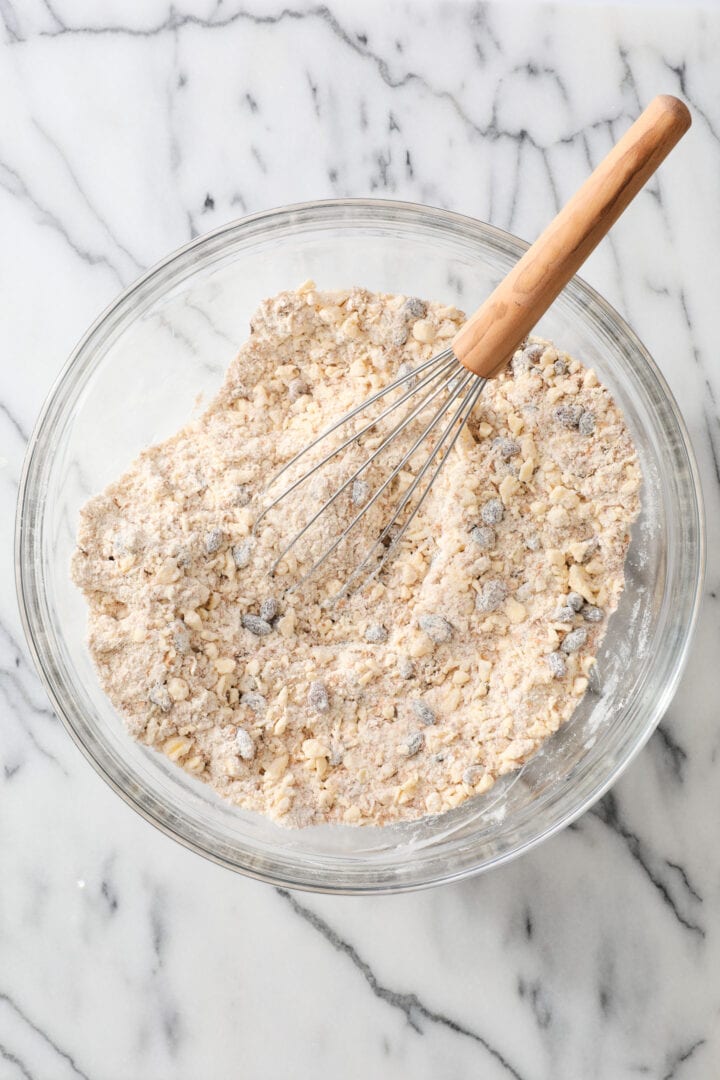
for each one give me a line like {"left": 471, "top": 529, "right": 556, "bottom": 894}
{"left": 278, "top": 888, "right": 526, "bottom": 1079}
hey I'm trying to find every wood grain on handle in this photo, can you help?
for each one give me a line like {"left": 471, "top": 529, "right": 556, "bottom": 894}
{"left": 453, "top": 95, "right": 691, "bottom": 378}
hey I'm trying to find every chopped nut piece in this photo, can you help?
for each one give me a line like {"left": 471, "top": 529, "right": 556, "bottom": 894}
{"left": 568, "top": 563, "right": 596, "bottom": 603}
{"left": 303, "top": 738, "right": 329, "bottom": 759}
{"left": 412, "top": 319, "right": 436, "bottom": 344}
{"left": 164, "top": 735, "right": 193, "bottom": 761}
{"left": 168, "top": 677, "right": 189, "bottom": 701}
{"left": 505, "top": 597, "right": 527, "bottom": 624}
{"left": 499, "top": 474, "right": 519, "bottom": 504}
{"left": 547, "top": 505, "right": 569, "bottom": 528}
{"left": 518, "top": 459, "right": 535, "bottom": 483}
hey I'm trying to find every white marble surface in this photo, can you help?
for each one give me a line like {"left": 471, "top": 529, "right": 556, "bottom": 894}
{"left": 2, "top": 1, "right": 719, "bottom": 1077}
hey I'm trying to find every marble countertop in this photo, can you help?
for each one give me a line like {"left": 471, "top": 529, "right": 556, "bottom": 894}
{"left": 2, "top": 1, "right": 718, "bottom": 1077}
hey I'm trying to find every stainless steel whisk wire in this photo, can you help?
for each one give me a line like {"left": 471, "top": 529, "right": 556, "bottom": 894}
{"left": 257, "top": 347, "right": 486, "bottom": 600}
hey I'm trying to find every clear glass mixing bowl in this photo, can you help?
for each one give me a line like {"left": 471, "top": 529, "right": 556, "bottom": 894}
{"left": 16, "top": 200, "right": 704, "bottom": 893}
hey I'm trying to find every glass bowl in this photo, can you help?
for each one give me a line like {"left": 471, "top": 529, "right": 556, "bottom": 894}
{"left": 16, "top": 200, "right": 704, "bottom": 893}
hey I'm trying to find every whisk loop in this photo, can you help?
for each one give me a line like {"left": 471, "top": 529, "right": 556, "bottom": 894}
{"left": 258, "top": 346, "right": 485, "bottom": 597}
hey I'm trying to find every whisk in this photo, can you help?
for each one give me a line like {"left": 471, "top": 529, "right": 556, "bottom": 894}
{"left": 260, "top": 96, "right": 690, "bottom": 598}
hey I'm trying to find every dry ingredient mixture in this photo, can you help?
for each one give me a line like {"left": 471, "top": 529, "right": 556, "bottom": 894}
{"left": 72, "top": 284, "right": 641, "bottom": 827}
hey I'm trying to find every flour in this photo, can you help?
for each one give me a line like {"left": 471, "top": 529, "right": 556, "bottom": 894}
{"left": 72, "top": 284, "right": 640, "bottom": 826}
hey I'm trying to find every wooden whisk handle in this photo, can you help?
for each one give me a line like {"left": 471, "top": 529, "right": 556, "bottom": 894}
{"left": 452, "top": 95, "right": 691, "bottom": 378}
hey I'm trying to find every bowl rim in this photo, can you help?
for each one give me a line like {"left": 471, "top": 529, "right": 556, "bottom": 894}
{"left": 15, "top": 197, "right": 706, "bottom": 894}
